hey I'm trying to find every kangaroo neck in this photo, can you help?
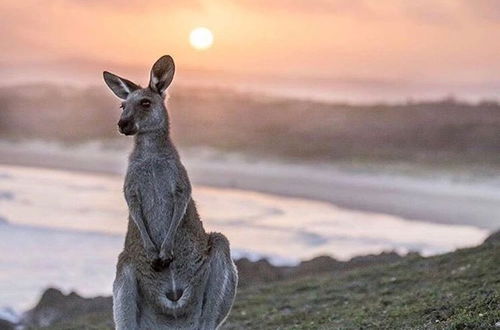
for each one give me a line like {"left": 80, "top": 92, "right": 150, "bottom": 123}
{"left": 132, "top": 129, "right": 175, "bottom": 158}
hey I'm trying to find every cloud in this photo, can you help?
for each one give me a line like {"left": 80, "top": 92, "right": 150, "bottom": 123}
{"left": 229, "top": 0, "right": 458, "bottom": 24}
{"left": 461, "top": 0, "right": 500, "bottom": 21}
{"left": 67, "top": 0, "right": 203, "bottom": 11}
{"left": 1, "top": 0, "right": 500, "bottom": 84}
{"left": 399, "top": 1, "right": 460, "bottom": 25}
{"left": 233, "top": 0, "right": 371, "bottom": 15}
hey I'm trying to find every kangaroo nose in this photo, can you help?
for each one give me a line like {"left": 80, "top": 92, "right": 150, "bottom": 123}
{"left": 166, "top": 288, "right": 184, "bottom": 302}
{"left": 117, "top": 118, "right": 130, "bottom": 129}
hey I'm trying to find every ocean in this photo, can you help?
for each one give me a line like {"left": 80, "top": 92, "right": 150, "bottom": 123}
{"left": 0, "top": 164, "right": 488, "bottom": 312}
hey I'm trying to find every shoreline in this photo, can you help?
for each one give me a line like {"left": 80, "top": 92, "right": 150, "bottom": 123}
{"left": 4, "top": 232, "right": 500, "bottom": 329}
{"left": 0, "top": 141, "right": 497, "bottom": 316}
{"left": 0, "top": 140, "right": 499, "bottom": 230}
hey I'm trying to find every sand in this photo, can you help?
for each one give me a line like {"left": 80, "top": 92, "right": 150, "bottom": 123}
{"left": 0, "top": 140, "right": 498, "bottom": 230}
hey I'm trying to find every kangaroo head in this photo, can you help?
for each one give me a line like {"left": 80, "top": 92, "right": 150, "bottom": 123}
{"left": 103, "top": 55, "right": 175, "bottom": 136}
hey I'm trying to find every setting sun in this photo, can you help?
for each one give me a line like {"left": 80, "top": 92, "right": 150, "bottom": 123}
{"left": 189, "top": 27, "right": 214, "bottom": 50}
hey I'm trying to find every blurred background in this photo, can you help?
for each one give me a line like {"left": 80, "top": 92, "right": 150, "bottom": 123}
{"left": 0, "top": 0, "right": 499, "bottom": 320}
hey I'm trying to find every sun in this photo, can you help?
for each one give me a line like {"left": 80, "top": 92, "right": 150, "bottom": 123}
{"left": 189, "top": 27, "right": 214, "bottom": 50}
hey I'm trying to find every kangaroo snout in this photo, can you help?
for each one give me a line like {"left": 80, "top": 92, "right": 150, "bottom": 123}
{"left": 118, "top": 118, "right": 136, "bottom": 135}
{"left": 166, "top": 288, "right": 184, "bottom": 302}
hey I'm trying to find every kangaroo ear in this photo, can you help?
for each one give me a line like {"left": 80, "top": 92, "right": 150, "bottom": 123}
{"left": 149, "top": 55, "right": 175, "bottom": 95}
{"left": 103, "top": 71, "right": 140, "bottom": 100}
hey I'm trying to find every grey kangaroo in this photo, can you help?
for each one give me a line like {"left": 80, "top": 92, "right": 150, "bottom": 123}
{"left": 103, "top": 55, "right": 238, "bottom": 329}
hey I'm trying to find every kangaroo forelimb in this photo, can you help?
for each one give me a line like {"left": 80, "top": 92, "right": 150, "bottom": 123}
{"left": 159, "top": 182, "right": 191, "bottom": 261}
{"left": 126, "top": 188, "right": 158, "bottom": 260}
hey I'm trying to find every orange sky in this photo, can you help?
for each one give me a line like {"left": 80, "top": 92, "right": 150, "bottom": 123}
{"left": 1, "top": 0, "right": 500, "bottom": 85}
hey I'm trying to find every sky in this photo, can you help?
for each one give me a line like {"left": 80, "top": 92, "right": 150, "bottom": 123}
{"left": 1, "top": 0, "right": 500, "bottom": 100}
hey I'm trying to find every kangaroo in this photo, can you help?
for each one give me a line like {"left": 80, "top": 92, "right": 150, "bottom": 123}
{"left": 103, "top": 55, "right": 238, "bottom": 329}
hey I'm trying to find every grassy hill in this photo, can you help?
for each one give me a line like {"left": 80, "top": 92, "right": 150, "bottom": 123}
{"left": 224, "top": 239, "right": 499, "bottom": 329}
{"left": 36, "top": 233, "right": 500, "bottom": 330}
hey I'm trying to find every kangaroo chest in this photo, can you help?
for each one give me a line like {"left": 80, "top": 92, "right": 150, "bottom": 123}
{"left": 125, "top": 156, "right": 180, "bottom": 246}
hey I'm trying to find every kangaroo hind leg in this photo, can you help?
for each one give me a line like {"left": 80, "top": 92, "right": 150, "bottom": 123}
{"left": 113, "top": 264, "right": 139, "bottom": 330}
{"left": 198, "top": 233, "right": 238, "bottom": 330}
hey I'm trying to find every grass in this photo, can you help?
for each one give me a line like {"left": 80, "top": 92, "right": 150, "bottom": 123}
{"left": 224, "top": 242, "right": 500, "bottom": 329}
{"left": 41, "top": 238, "right": 500, "bottom": 329}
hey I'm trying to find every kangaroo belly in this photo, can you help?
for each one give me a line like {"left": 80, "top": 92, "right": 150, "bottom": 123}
{"left": 136, "top": 245, "right": 210, "bottom": 316}
{"left": 142, "top": 198, "right": 174, "bottom": 247}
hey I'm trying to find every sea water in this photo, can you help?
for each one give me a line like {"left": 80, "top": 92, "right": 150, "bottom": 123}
{"left": 0, "top": 165, "right": 488, "bottom": 311}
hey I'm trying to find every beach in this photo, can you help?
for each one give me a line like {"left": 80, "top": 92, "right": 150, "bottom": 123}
{"left": 0, "top": 140, "right": 497, "bottom": 311}
{"left": 1, "top": 140, "right": 499, "bottom": 229}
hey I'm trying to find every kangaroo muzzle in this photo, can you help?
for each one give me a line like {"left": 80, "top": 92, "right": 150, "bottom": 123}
{"left": 118, "top": 118, "right": 136, "bottom": 135}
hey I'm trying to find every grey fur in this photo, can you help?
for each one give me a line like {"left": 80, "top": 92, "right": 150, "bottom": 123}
{"left": 103, "top": 55, "right": 238, "bottom": 330}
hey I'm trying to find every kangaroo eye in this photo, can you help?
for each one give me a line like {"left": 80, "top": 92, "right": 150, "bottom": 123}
{"left": 140, "top": 99, "right": 151, "bottom": 108}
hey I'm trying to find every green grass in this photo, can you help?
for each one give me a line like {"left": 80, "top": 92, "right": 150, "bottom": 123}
{"left": 42, "top": 240, "right": 500, "bottom": 329}
{"left": 225, "top": 242, "right": 500, "bottom": 329}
